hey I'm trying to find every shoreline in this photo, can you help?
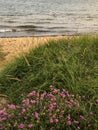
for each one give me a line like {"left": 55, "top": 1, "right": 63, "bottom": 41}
{"left": 0, "top": 33, "right": 81, "bottom": 39}
{"left": 0, "top": 32, "right": 97, "bottom": 39}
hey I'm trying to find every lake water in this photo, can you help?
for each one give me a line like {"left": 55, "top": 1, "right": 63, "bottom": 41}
{"left": 0, "top": 0, "right": 98, "bottom": 37}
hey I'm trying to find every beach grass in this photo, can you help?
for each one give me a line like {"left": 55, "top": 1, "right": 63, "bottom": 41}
{"left": 0, "top": 35, "right": 98, "bottom": 103}
{"left": 0, "top": 35, "right": 98, "bottom": 129}
{"left": 0, "top": 45, "right": 4, "bottom": 61}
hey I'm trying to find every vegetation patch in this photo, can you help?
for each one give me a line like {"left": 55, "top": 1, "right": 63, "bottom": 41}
{"left": 0, "top": 35, "right": 98, "bottom": 129}
{"left": 0, "top": 45, "right": 4, "bottom": 61}
{"left": 0, "top": 36, "right": 98, "bottom": 104}
{"left": 0, "top": 86, "right": 98, "bottom": 130}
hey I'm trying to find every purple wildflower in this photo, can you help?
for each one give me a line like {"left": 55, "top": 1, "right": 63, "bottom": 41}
{"left": 8, "top": 104, "right": 16, "bottom": 109}
{"left": 96, "top": 100, "right": 98, "bottom": 103}
{"left": 80, "top": 115, "right": 85, "bottom": 120}
{"left": 67, "top": 120, "right": 72, "bottom": 125}
{"left": 50, "top": 118, "right": 53, "bottom": 123}
{"left": 28, "top": 124, "right": 33, "bottom": 128}
{"left": 27, "top": 90, "right": 36, "bottom": 97}
{"left": 30, "top": 100, "right": 37, "bottom": 104}
{"left": 34, "top": 112, "right": 39, "bottom": 118}
{"left": 55, "top": 119, "right": 59, "bottom": 123}
{"left": 19, "top": 123, "right": 25, "bottom": 129}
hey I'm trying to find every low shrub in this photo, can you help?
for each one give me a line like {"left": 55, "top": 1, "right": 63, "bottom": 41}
{"left": 0, "top": 86, "right": 98, "bottom": 130}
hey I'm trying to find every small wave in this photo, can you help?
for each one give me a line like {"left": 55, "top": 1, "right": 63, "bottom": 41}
{"left": 17, "top": 25, "right": 37, "bottom": 29}
{"left": 0, "top": 29, "right": 12, "bottom": 33}
{"left": 0, "top": 28, "right": 23, "bottom": 33}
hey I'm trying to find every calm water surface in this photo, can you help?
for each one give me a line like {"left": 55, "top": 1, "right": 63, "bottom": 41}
{"left": 0, "top": 0, "right": 98, "bottom": 37}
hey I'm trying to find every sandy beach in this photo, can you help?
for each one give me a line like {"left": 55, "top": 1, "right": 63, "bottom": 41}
{"left": 0, "top": 35, "right": 73, "bottom": 68}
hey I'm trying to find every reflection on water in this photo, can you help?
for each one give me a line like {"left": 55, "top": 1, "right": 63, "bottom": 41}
{"left": 0, "top": 0, "right": 98, "bottom": 37}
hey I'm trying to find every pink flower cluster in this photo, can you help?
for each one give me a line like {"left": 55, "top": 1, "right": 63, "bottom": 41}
{"left": 0, "top": 85, "right": 97, "bottom": 130}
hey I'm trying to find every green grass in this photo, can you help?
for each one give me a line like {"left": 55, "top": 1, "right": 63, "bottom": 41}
{"left": 0, "top": 45, "right": 4, "bottom": 61}
{"left": 0, "top": 35, "right": 98, "bottom": 104}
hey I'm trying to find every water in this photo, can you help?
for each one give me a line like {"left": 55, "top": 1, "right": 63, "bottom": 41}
{"left": 0, "top": 0, "right": 98, "bottom": 37}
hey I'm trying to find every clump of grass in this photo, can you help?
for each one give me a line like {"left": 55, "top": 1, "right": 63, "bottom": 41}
{"left": 0, "top": 86, "right": 98, "bottom": 130}
{"left": 0, "top": 36, "right": 98, "bottom": 104}
{"left": 0, "top": 45, "right": 4, "bottom": 61}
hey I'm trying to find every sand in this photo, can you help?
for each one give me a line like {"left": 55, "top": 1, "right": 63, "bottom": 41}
{"left": 0, "top": 35, "right": 73, "bottom": 68}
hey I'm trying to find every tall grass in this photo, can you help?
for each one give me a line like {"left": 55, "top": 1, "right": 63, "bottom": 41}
{"left": 0, "top": 45, "right": 4, "bottom": 61}
{"left": 0, "top": 36, "right": 98, "bottom": 104}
